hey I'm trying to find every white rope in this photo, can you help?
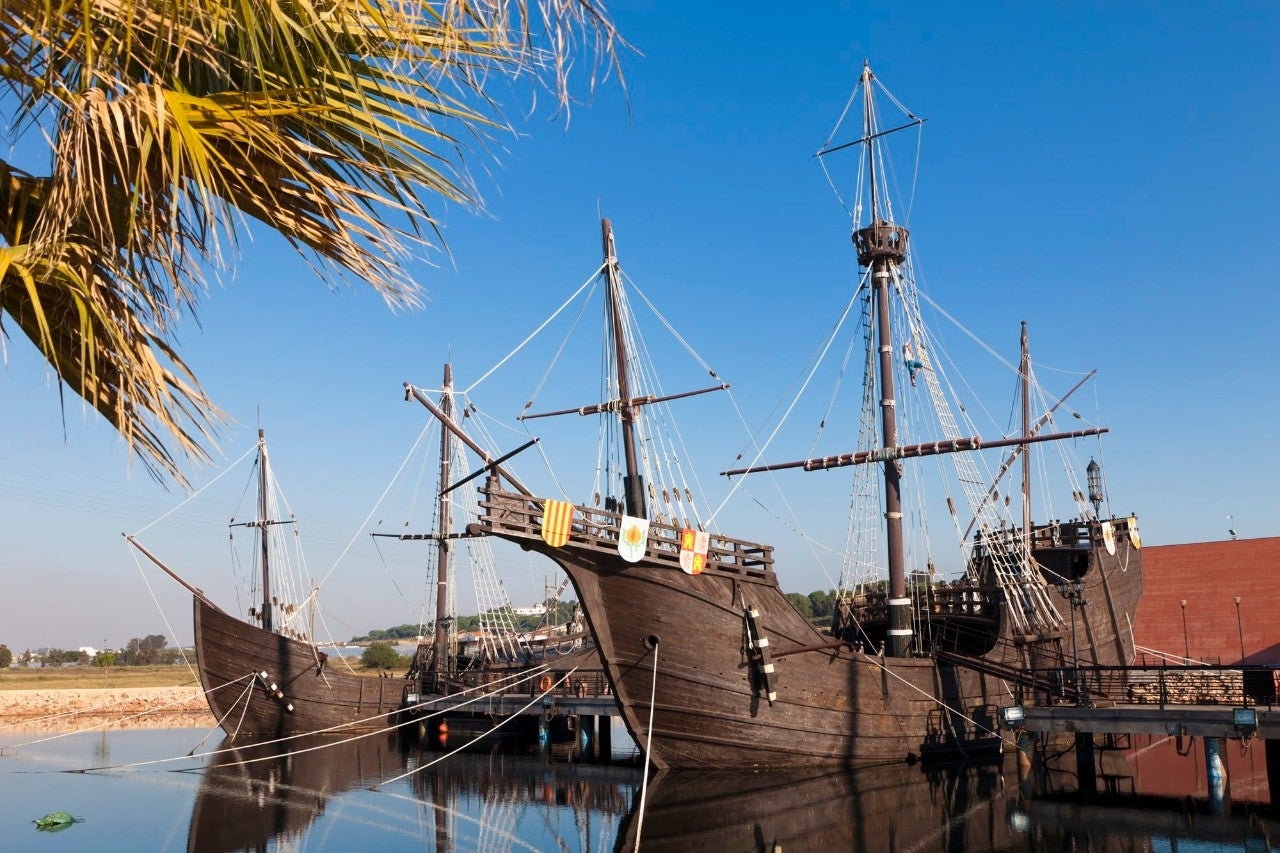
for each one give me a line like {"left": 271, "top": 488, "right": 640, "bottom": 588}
{"left": 375, "top": 789, "right": 546, "bottom": 853}
{"left": 707, "top": 273, "right": 867, "bottom": 526}
{"left": 631, "top": 644, "right": 660, "bottom": 853}
{"left": 372, "top": 668, "right": 580, "bottom": 788}
{"left": 124, "top": 541, "right": 201, "bottom": 679}
{"left": 54, "top": 664, "right": 557, "bottom": 773}
{"left": 0, "top": 672, "right": 256, "bottom": 748}
{"left": 463, "top": 263, "right": 604, "bottom": 395}
{"left": 860, "top": 652, "right": 1017, "bottom": 749}
{"left": 127, "top": 442, "right": 259, "bottom": 537}
{"left": 310, "top": 418, "right": 432, "bottom": 593}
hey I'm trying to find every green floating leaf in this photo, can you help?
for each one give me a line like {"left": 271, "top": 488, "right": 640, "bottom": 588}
{"left": 34, "top": 810, "right": 81, "bottom": 831}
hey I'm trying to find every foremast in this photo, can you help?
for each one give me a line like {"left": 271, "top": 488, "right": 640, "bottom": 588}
{"left": 603, "top": 219, "right": 647, "bottom": 520}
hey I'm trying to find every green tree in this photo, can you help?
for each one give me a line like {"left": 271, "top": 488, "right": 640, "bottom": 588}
{"left": 93, "top": 651, "right": 116, "bottom": 668}
{"left": 0, "top": 644, "right": 11, "bottom": 668}
{"left": 809, "top": 590, "right": 835, "bottom": 619}
{"left": 361, "top": 641, "right": 404, "bottom": 671}
{"left": 119, "top": 634, "right": 168, "bottom": 665}
{"left": 784, "top": 593, "right": 814, "bottom": 619}
{"left": 0, "top": 1, "right": 622, "bottom": 484}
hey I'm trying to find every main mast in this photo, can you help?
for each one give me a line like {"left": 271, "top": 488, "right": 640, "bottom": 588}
{"left": 257, "top": 428, "right": 273, "bottom": 633}
{"left": 854, "top": 63, "right": 912, "bottom": 658}
{"left": 1020, "top": 322, "right": 1032, "bottom": 551}
{"left": 432, "top": 364, "right": 454, "bottom": 678}
{"left": 602, "top": 219, "right": 647, "bottom": 519}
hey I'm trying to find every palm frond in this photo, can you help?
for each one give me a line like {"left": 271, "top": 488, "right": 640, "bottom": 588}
{"left": 0, "top": 0, "right": 628, "bottom": 484}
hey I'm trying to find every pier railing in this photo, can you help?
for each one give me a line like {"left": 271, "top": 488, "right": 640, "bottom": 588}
{"left": 418, "top": 668, "right": 614, "bottom": 701}
{"left": 1044, "top": 663, "right": 1279, "bottom": 710}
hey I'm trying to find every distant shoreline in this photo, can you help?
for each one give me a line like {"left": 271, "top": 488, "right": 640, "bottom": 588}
{"left": 0, "top": 686, "right": 216, "bottom": 729}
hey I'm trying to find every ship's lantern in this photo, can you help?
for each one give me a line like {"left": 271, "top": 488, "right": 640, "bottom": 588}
{"left": 1086, "top": 459, "right": 1104, "bottom": 516}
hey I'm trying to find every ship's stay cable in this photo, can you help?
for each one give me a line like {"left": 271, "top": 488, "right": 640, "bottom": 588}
{"left": 309, "top": 420, "right": 431, "bottom": 597}
{"left": 707, "top": 273, "right": 866, "bottom": 530}
{"left": 463, "top": 264, "right": 604, "bottom": 396}
{"left": 125, "top": 543, "right": 201, "bottom": 680}
{"left": 128, "top": 442, "right": 258, "bottom": 538}
{"left": 632, "top": 643, "right": 660, "bottom": 853}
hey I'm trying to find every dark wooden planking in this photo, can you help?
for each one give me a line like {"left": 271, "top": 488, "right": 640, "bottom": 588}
{"left": 476, "top": 481, "right": 1145, "bottom": 770}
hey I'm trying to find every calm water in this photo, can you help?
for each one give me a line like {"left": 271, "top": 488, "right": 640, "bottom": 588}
{"left": 1, "top": 725, "right": 1276, "bottom": 852}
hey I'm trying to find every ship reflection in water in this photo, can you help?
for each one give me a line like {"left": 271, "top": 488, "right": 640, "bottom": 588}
{"left": 185, "top": 733, "right": 1278, "bottom": 852}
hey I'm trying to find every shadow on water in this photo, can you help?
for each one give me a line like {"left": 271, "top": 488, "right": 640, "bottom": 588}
{"left": 186, "top": 730, "right": 641, "bottom": 853}
{"left": 617, "top": 759, "right": 1012, "bottom": 852}
{"left": 181, "top": 732, "right": 1279, "bottom": 852}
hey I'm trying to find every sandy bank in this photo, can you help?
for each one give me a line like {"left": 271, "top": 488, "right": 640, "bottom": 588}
{"left": 0, "top": 686, "right": 216, "bottom": 730}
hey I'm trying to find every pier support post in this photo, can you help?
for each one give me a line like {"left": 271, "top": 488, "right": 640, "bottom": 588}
{"left": 1075, "top": 732, "right": 1096, "bottom": 798}
{"left": 1204, "top": 736, "right": 1230, "bottom": 815}
{"left": 581, "top": 715, "right": 595, "bottom": 759}
{"left": 598, "top": 715, "right": 613, "bottom": 763}
{"left": 1267, "top": 739, "right": 1280, "bottom": 808}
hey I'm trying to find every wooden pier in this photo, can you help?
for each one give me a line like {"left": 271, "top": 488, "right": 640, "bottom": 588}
{"left": 403, "top": 667, "right": 621, "bottom": 760}
{"left": 997, "top": 662, "right": 1280, "bottom": 810}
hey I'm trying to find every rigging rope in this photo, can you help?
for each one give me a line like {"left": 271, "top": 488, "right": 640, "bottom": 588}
{"left": 464, "top": 264, "right": 604, "bottom": 396}
{"left": 631, "top": 643, "right": 660, "bottom": 853}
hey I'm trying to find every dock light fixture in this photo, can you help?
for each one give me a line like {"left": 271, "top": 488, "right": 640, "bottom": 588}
{"left": 1180, "top": 599, "right": 1190, "bottom": 664}
{"left": 1233, "top": 707, "right": 1257, "bottom": 737}
{"left": 999, "top": 705, "right": 1026, "bottom": 729}
{"left": 1235, "top": 596, "right": 1246, "bottom": 661}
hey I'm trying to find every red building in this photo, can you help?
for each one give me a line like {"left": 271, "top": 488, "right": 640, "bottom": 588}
{"left": 1122, "top": 535, "right": 1280, "bottom": 805}
{"left": 1131, "top": 536, "right": 1280, "bottom": 666}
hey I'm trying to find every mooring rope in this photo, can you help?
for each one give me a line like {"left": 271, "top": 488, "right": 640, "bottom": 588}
{"left": 42, "top": 663, "right": 556, "bottom": 774}
{"left": 860, "top": 652, "right": 1016, "bottom": 750}
{"left": 370, "top": 668, "right": 580, "bottom": 789}
{"left": 632, "top": 641, "right": 660, "bottom": 853}
{"left": 0, "top": 672, "right": 257, "bottom": 749}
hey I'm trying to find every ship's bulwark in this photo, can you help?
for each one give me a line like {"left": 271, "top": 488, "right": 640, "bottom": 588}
{"left": 195, "top": 597, "right": 403, "bottom": 735}
{"left": 477, "top": 483, "right": 1144, "bottom": 770}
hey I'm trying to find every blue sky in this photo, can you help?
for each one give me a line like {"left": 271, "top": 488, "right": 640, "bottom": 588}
{"left": 2, "top": 2, "right": 1277, "bottom": 653}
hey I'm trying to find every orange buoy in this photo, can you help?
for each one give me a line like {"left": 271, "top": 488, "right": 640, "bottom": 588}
{"left": 436, "top": 720, "right": 448, "bottom": 747}
{"left": 539, "top": 674, "right": 553, "bottom": 692}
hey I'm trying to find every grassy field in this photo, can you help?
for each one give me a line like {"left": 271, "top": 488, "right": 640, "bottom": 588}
{"left": 0, "top": 665, "right": 199, "bottom": 691}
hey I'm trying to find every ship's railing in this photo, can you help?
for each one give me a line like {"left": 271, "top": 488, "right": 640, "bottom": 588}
{"left": 1041, "top": 663, "right": 1280, "bottom": 709}
{"left": 476, "top": 480, "right": 775, "bottom": 579}
{"left": 972, "top": 516, "right": 1140, "bottom": 558}
{"left": 848, "top": 584, "right": 1002, "bottom": 622}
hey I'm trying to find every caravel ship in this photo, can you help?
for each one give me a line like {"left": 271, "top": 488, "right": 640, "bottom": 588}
{"left": 463, "top": 64, "right": 1144, "bottom": 770}
{"left": 129, "top": 376, "right": 595, "bottom": 737}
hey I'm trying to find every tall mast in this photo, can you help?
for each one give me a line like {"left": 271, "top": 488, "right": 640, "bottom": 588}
{"left": 257, "top": 428, "right": 273, "bottom": 633}
{"left": 853, "top": 63, "right": 912, "bottom": 658}
{"left": 602, "top": 219, "right": 646, "bottom": 519}
{"left": 432, "top": 364, "right": 454, "bottom": 676}
{"left": 1020, "top": 322, "right": 1032, "bottom": 551}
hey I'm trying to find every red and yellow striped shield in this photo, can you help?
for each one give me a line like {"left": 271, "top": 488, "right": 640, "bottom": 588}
{"left": 541, "top": 499, "right": 574, "bottom": 548}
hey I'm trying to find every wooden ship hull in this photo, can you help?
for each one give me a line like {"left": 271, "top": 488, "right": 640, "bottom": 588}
{"left": 194, "top": 596, "right": 407, "bottom": 735}
{"left": 475, "top": 482, "right": 1143, "bottom": 771}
